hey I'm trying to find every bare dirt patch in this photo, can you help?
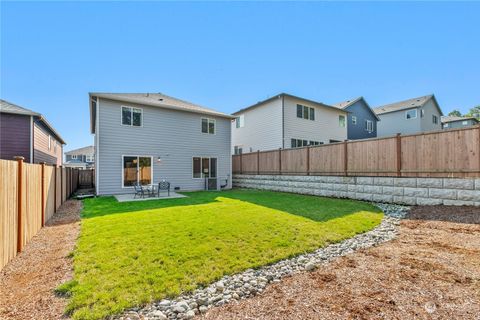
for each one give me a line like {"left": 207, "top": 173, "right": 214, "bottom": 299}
{"left": 201, "top": 206, "right": 480, "bottom": 320}
{"left": 0, "top": 200, "right": 82, "bottom": 320}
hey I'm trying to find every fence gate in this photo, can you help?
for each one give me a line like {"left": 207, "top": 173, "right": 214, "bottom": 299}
{"left": 78, "top": 169, "right": 94, "bottom": 188}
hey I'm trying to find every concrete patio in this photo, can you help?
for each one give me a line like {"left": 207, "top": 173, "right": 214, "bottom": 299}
{"left": 114, "top": 192, "right": 187, "bottom": 202}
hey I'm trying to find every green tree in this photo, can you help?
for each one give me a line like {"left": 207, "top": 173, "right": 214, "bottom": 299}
{"left": 465, "top": 105, "right": 480, "bottom": 119}
{"left": 448, "top": 110, "right": 462, "bottom": 117}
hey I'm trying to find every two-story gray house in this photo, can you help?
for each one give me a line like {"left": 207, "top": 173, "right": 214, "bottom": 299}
{"left": 442, "top": 116, "right": 479, "bottom": 129}
{"left": 89, "top": 93, "right": 233, "bottom": 195}
{"left": 64, "top": 145, "right": 95, "bottom": 169}
{"left": 332, "top": 97, "right": 380, "bottom": 140}
{"left": 232, "top": 93, "right": 348, "bottom": 154}
{"left": 373, "top": 94, "right": 444, "bottom": 137}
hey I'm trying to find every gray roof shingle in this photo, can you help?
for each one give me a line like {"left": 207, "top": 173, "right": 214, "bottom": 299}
{"left": 0, "top": 99, "right": 41, "bottom": 116}
{"left": 65, "top": 145, "right": 94, "bottom": 155}
{"left": 90, "top": 93, "right": 234, "bottom": 119}
{"left": 441, "top": 116, "right": 479, "bottom": 123}
{"left": 373, "top": 95, "right": 434, "bottom": 115}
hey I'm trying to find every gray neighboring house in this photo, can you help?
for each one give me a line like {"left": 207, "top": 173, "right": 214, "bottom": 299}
{"left": 332, "top": 97, "right": 380, "bottom": 140}
{"left": 232, "top": 93, "right": 348, "bottom": 154}
{"left": 441, "top": 116, "right": 479, "bottom": 129}
{"left": 89, "top": 92, "right": 233, "bottom": 195}
{"left": 64, "top": 145, "right": 95, "bottom": 169}
{"left": 373, "top": 94, "right": 443, "bottom": 137}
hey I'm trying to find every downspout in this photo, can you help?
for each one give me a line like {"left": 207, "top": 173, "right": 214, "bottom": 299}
{"left": 30, "top": 116, "right": 34, "bottom": 163}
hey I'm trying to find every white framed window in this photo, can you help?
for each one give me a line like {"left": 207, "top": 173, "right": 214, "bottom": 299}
{"left": 234, "top": 146, "right": 243, "bottom": 155}
{"left": 86, "top": 154, "right": 94, "bottom": 162}
{"left": 421, "top": 109, "right": 425, "bottom": 117}
{"left": 72, "top": 155, "right": 78, "bottom": 160}
{"left": 296, "top": 104, "right": 315, "bottom": 121}
{"left": 122, "top": 156, "right": 152, "bottom": 187}
{"left": 291, "top": 139, "right": 321, "bottom": 148}
{"left": 352, "top": 116, "right": 357, "bottom": 125}
{"left": 235, "top": 115, "right": 245, "bottom": 128}
{"left": 339, "top": 115, "right": 346, "bottom": 127}
{"left": 432, "top": 115, "right": 438, "bottom": 124}
{"left": 365, "top": 120, "right": 373, "bottom": 132}
{"left": 48, "top": 135, "right": 51, "bottom": 150}
{"left": 405, "top": 109, "right": 417, "bottom": 119}
{"left": 201, "top": 118, "right": 216, "bottom": 134}
{"left": 193, "top": 157, "right": 217, "bottom": 178}
{"left": 122, "top": 106, "right": 142, "bottom": 127}
{"left": 444, "top": 123, "right": 449, "bottom": 128}
{"left": 462, "top": 120, "right": 468, "bottom": 125}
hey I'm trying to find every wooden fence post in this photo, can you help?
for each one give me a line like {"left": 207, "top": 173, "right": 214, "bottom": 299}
{"left": 61, "top": 166, "right": 64, "bottom": 203}
{"left": 53, "top": 165, "right": 57, "bottom": 212}
{"left": 40, "top": 162, "right": 46, "bottom": 227}
{"left": 14, "top": 156, "right": 24, "bottom": 253}
{"left": 240, "top": 153, "right": 243, "bottom": 174}
{"left": 279, "top": 148, "right": 282, "bottom": 175}
{"left": 396, "top": 133, "right": 402, "bottom": 177}
{"left": 344, "top": 140, "right": 348, "bottom": 176}
{"left": 306, "top": 146, "right": 310, "bottom": 176}
{"left": 257, "top": 150, "right": 260, "bottom": 175}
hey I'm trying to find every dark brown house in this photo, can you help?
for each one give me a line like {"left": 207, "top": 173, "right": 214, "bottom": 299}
{"left": 0, "top": 99, "right": 66, "bottom": 165}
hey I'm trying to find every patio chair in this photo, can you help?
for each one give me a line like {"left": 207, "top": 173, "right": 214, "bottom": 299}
{"left": 157, "top": 181, "right": 170, "bottom": 197}
{"left": 133, "top": 183, "right": 146, "bottom": 199}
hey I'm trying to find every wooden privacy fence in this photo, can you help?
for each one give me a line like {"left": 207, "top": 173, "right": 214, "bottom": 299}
{"left": 0, "top": 157, "right": 85, "bottom": 270}
{"left": 233, "top": 126, "right": 480, "bottom": 178}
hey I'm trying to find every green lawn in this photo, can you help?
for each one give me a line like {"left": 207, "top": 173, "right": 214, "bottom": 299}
{"left": 63, "top": 189, "right": 383, "bottom": 319}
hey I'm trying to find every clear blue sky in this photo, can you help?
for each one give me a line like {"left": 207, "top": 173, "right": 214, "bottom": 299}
{"left": 2, "top": 1, "right": 479, "bottom": 151}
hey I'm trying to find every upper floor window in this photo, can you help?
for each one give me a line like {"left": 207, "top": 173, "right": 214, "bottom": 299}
{"left": 235, "top": 115, "right": 245, "bottom": 128}
{"left": 365, "top": 120, "right": 373, "bottom": 132}
{"left": 48, "top": 135, "right": 51, "bottom": 150}
{"left": 201, "top": 118, "right": 215, "bottom": 134}
{"left": 405, "top": 109, "right": 417, "bottom": 119}
{"left": 234, "top": 146, "right": 243, "bottom": 155}
{"left": 421, "top": 109, "right": 425, "bottom": 117}
{"left": 72, "top": 155, "right": 78, "bottom": 160}
{"left": 296, "top": 104, "right": 315, "bottom": 121}
{"left": 122, "top": 106, "right": 142, "bottom": 126}
{"left": 352, "top": 116, "right": 357, "bottom": 125}
{"left": 339, "top": 115, "right": 346, "bottom": 127}
{"left": 86, "top": 154, "right": 94, "bottom": 162}
{"left": 432, "top": 115, "right": 438, "bottom": 124}
{"left": 462, "top": 120, "right": 468, "bottom": 125}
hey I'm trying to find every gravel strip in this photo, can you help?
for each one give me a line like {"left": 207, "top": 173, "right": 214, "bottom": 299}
{"left": 119, "top": 203, "right": 408, "bottom": 320}
{"left": 0, "top": 200, "right": 82, "bottom": 320}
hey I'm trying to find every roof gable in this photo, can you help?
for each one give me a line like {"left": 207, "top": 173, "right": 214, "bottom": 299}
{"left": 373, "top": 94, "right": 440, "bottom": 116}
{"left": 332, "top": 97, "right": 380, "bottom": 121}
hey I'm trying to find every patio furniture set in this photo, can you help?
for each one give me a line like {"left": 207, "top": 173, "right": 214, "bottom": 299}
{"left": 134, "top": 181, "right": 171, "bottom": 199}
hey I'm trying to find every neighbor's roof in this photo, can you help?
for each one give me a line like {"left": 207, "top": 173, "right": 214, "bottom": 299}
{"left": 65, "top": 145, "right": 94, "bottom": 155}
{"left": 373, "top": 94, "right": 443, "bottom": 116}
{"left": 441, "top": 116, "right": 479, "bottom": 123}
{"left": 232, "top": 93, "right": 346, "bottom": 115}
{"left": 0, "top": 99, "right": 66, "bottom": 144}
{"left": 90, "top": 93, "right": 234, "bottom": 119}
{"left": 0, "top": 99, "right": 41, "bottom": 116}
{"left": 332, "top": 96, "right": 380, "bottom": 121}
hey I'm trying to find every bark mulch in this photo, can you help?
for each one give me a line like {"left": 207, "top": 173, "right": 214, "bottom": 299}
{"left": 0, "top": 200, "right": 82, "bottom": 320}
{"left": 201, "top": 205, "right": 480, "bottom": 320}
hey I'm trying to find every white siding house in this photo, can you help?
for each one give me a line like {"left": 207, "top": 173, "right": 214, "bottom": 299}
{"left": 374, "top": 95, "right": 444, "bottom": 137}
{"left": 90, "top": 93, "right": 233, "bottom": 195}
{"left": 232, "top": 93, "right": 348, "bottom": 153}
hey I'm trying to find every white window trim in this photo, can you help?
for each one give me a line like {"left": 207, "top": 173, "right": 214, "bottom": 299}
{"left": 339, "top": 115, "right": 346, "bottom": 127}
{"left": 432, "top": 115, "right": 438, "bottom": 124}
{"left": 462, "top": 120, "right": 468, "bottom": 125}
{"left": 405, "top": 109, "right": 417, "bottom": 120}
{"left": 72, "top": 155, "right": 78, "bottom": 160}
{"left": 121, "top": 155, "right": 154, "bottom": 188}
{"left": 120, "top": 105, "right": 144, "bottom": 127}
{"left": 296, "top": 104, "right": 315, "bottom": 121}
{"left": 201, "top": 118, "right": 216, "bottom": 135}
{"left": 235, "top": 115, "right": 245, "bottom": 128}
{"left": 365, "top": 120, "right": 373, "bottom": 132}
{"left": 352, "top": 116, "right": 357, "bottom": 125}
{"left": 192, "top": 156, "right": 217, "bottom": 179}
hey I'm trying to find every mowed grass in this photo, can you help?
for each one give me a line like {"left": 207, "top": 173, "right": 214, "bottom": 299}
{"left": 65, "top": 189, "right": 383, "bottom": 319}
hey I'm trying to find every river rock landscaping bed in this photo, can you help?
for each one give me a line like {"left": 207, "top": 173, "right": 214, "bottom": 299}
{"left": 117, "top": 203, "right": 409, "bottom": 320}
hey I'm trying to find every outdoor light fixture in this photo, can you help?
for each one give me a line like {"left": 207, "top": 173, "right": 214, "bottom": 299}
{"left": 157, "top": 157, "right": 162, "bottom": 163}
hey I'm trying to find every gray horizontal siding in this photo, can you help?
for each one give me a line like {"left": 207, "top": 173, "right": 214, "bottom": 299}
{"left": 97, "top": 98, "right": 231, "bottom": 195}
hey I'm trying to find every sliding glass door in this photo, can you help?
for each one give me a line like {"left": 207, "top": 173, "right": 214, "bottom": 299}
{"left": 123, "top": 156, "right": 152, "bottom": 187}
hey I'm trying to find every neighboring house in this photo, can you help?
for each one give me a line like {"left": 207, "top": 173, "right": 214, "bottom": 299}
{"left": 332, "top": 96, "right": 380, "bottom": 140}
{"left": 0, "top": 99, "right": 65, "bottom": 165}
{"left": 89, "top": 92, "right": 233, "bottom": 195}
{"left": 441, "top": 116, "right": 479, "bottom": 129}
{"left": 231, "top": 93, "right": 348, "bottom": 154}
{"left": 64, "top": 145, "right": 95, "bottom": 169}
{"left": 373, "top": 94, "right": 443, "bottom": 137}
